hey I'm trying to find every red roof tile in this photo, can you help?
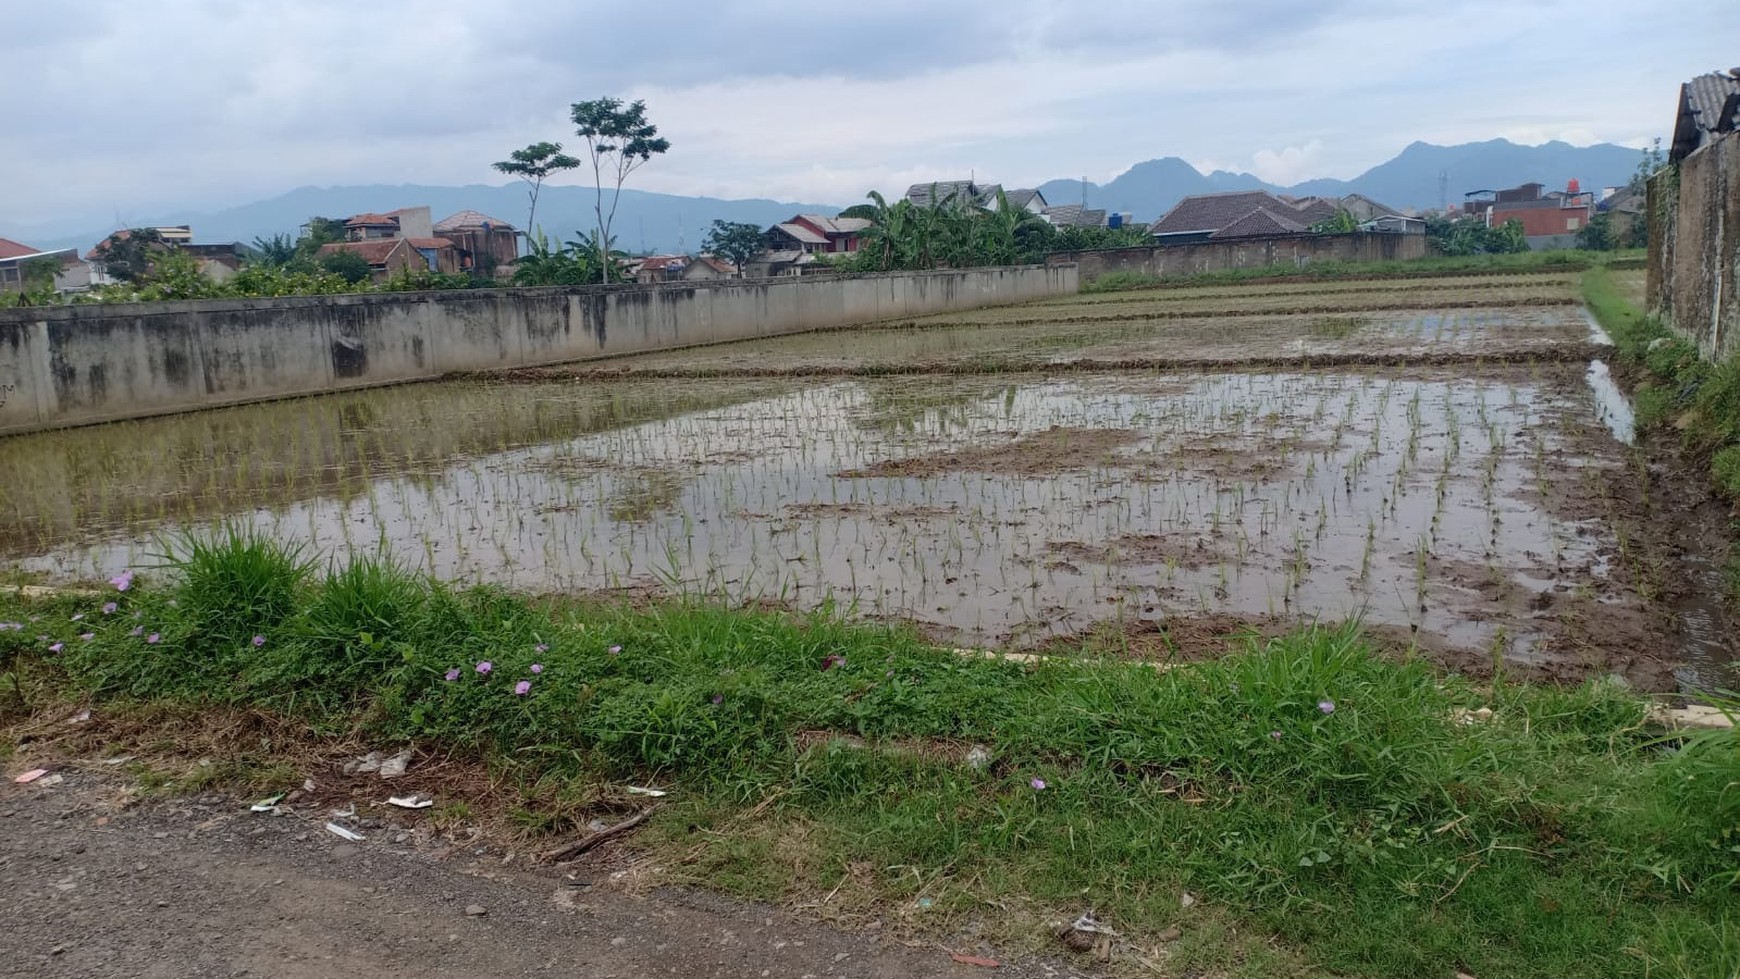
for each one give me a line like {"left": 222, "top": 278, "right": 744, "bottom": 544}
{"left": 0, "top": 237, "right": 38, "bottom": 260}
{"left": 319, "top": 240, "right": 405, "bottom": 265}
{"left": 345, "top": 213, "right": 400, "bottom": 227}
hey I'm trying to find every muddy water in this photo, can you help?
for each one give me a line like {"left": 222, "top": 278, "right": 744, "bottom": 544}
{"left": 5, "top": 368, "right": 1668, "bottom": 683}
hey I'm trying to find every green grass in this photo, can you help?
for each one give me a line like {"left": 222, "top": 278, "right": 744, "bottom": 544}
{"left": 2, "top": 531, "right": 1737, "bottom": 978}
{"left": 1080, "top": 249, "right": 1629, "bottom": 293}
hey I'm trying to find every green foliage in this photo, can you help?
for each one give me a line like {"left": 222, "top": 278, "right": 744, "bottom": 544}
{"left": 1714, "top": 447, "right": 1740, "bottom": 499}
{"left": 701, "top": 220, "right": 763, "bottom": 274}
{"left": 1309, "top": 208, "right": 1359, "bottom": 234}
{"left": 249, "top": 233, "right": 298, "bottom": 267}
{"left": 91, "top": 228, "right": 167, "bottom": 281}
{"left": 317, "top": 249, "right": 374, "bottom": 284}
{"left": 570, "top": 97, "right": 670, "bottom": 283}
{"left": 8, "top": 555, "right": 1737, "bottom": 979}
{"left": 511, "top": 231, "right": 619, "bottom": 286}
{"left": 493, "top": 141, "right": 582, "bottom": 240}
{"left": 1426, "top": 215, "right": 1530, "bottom": 255}
{"left": 378, "top": 266, "right": 476, "bottom": 292}
{"left": 851, "top": 187, "right": 1069, "bottom": 273}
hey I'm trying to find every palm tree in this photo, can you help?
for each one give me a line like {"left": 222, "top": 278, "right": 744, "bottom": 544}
{"left": 249, "top": 233, "right": 298, "bottom": 267}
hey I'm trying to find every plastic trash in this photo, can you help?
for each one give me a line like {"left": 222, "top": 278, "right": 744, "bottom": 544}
{"left": 251, "top": 793, "right": 287, "bottom": 813}
{"left": 387, "top": 794, "right": 434, "bottom": 809}
{"left": 325, "top": 822, "right": 366, "bottom": 842}
{"left": 13, "top": 769, "right": 48, "bottom": 784}
{"left": 377, "top": 748, "right": 412, "bottom": 779}
{"left": 624, "top": 786, "right": 668, "bottom": 797}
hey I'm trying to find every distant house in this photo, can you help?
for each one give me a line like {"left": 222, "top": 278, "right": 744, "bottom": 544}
{"left": 1340, "top": 194, "right": 1404, "bottom": 222}
{"left": 1003, "top": 188, "right": 1049, "bottom": 214}
{"left": 433, "top": 210, "right": 518, "bottom": 271}
{"left": 1478, "top": 181, "right": 1595, "bottom": 249}
{"left": 766, "top": 214, "right": 871, "bottom": 255}
{"left": 0, "top": 238, "right": 90, "bottom": 294}
{"left": 317, "top": 238, "right": 426, "bottom": 282}
{"left": 1149, "top": 191, "right": 1297, "bottom": 243}
{"left": 1041, "top": 204, "right": 1111, "bottom": 228}
{"left": 1150, "top": 190, "right": 1418, "bottom": 244}
{"left": 632, "top": 255, "right": 688, "bottom": 283}
{"left": 743, "top": 249, "right": 818, "bottom": 278}
{"left": 682, "top": 256, "right": 738, "bottom": 281}
{"left": 85, "top": 228, "right": 243, "bottom": 283}
{"left": 343, "top": 206, "right": 434, "bottom": 242}
{"left": 904, "top": 181, "right": 1047, "bottom": 213}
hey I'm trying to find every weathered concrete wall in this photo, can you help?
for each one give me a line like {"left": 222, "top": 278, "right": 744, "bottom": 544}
{"left": 1649, "top": 133, "right": 1740, "bottom": 362}
{"left": 1047, "top": 232, "right": 1429, "bottom": 283}
{"left": 0, "top": 265, "right": 1076, "bottom": 435}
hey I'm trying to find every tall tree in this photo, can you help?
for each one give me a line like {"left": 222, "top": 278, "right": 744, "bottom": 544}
{"left": 570, "top": 98, "right": 670, "bottom": 283}
{"left": 701, "top": 220, "right": 764, "bottom": 277}
{"left": 492, "top": 141, "right": 581, "bottom": 243}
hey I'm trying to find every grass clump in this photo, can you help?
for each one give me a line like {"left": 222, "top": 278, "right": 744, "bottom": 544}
{"left": 1080, "top": 249, "right": 1617, "bottom": 294}
{"left": 4, "top": 531, "right": 1738, "bottom": 978}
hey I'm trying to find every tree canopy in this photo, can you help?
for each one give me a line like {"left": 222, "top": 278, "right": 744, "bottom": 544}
{"left": 701, "top": 220, "right": 764, "bottom": 276}
{"left": 571, "top": 98, "right": 670, "bottom": 283}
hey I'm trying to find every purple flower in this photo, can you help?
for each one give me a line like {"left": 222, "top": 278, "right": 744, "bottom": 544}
{"left": 129, "top": 626, "right": 143, "bottom": 637}
{"left": 101, "top": 603, "right": 117, "bottom": 615}
{"left": 146, "top": 633, "right": 161, "bottom": 645}
{"left": 109, "top": 571, "right": 133, "bottom": 592}
{"left": 70, "top": 613, "right": 85, "bottom": 622}
{"left": 710, "top": 694, "right": 723, "bottom": 705}
{"left": 475, "top": 661, "right": 492, "bottom": 675}
{"left": 48, "top": 642, "right": 64, "bottom": 653}
{"left": 607, "top": 644, "right": 622, "bottom": 655}
{"left": 530, "top": 663, "right": 543, "bottom": 674}
{"left": 444, "top": 668, "right": 461, "bottom": 682}
{"left": 513, "top": 680, "right": 531, "bottom": 696}
{"left": 1317, "top": 699, "right": 1336, "bottom": 715}
{"left": 79, "top": 633, "right": 94, "bottom": 642}
{"left": 1269, "top": 730, "right": 1283, "bottom": 740}
{"left": 535, "top": 643, "right": 549, "bottom": 653}
{"left": 251, "top": 635, "right": 266, "bottom": 647}
{"left": 1030, "top": 778, "right": 1047, "bottom": 791}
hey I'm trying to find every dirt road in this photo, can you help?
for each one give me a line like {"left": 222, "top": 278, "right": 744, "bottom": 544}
{"left": 0, "top": 770, "right": 1074, "bottom": 979}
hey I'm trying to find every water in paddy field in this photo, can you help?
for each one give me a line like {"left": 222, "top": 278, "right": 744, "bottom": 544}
{"left": 7, "top": 363, "right": 1726, "bottom": 688}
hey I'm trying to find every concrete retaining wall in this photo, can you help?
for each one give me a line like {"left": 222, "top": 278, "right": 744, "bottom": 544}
{"left": 1649, "top": 133, "right": 1740, "bottom": 362}
{"left": 0, "top": 264, "right": 1076, "bottom": 435}
{"left": 1048, "top": 232, "right": 1430, "bottom": 283}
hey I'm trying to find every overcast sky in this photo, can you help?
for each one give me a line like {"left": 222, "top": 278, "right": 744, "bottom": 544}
{"left": 3, "top": 0, "right": 1731, "bottom": 232}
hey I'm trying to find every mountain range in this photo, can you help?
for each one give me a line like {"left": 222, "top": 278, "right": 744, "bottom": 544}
{"left": 1033, "top": 139, "right": 1645, "bottom": 219}
{"left": 12, "top": 139, "right": 1648, "bottom": 256}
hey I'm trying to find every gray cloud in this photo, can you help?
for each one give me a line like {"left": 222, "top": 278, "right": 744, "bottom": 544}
{"left": 0, "top": 0, "right": 1728, "bottom": 236}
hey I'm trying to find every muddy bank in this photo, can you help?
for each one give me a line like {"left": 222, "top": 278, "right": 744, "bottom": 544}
{"left": 495, "top": 344, "right": 1608, "bottom": 382}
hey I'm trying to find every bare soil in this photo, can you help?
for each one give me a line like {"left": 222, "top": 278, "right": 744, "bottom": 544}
{"left": 838, "top": 427, "right": 1141, "bottom": 478}
{"left": 0, "top": 764, "right": 1075, "bottom": 979}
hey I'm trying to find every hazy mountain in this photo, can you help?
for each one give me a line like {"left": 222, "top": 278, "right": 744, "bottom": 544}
{"left": 1034, "top": 139, "right": 1646, "bottom": 221}
{"left": 20, "top": 184, "right": 847, "bottom": 256}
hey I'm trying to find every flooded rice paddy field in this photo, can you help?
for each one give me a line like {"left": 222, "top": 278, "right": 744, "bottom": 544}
{"left": 3, "top": 271, "right": 1733, "bottom": 691}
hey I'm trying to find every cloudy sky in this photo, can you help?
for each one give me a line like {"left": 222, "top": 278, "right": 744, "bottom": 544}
{"left": 3, "top": 0, "right": 1731, "bottom": 233}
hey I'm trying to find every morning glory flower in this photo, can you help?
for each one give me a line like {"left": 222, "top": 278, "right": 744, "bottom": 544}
{"left": 109, "top": 571, "right": 134, "bottom": 592}
{"left": 476, "top": 661, "right": 492, "bottom": 675}
{"left": 443, "top": 668, "right": 461, "bottom": 682}
{"left": 146, "top": 633, "right": 161, "bottom": 644}
{"left": 79, "top": 633, "right": 94, "bottom": 642}
{"left": 252, "top": 635, "right": 266, "bottom": 647}
{"left": 607, "top": 645, "right": 622, "bottom": 655}
{"left": 534, "top": 643, "right": 549, "bottom": 653}
{"left": 1318, "top": 699, "right": 1336, "bottom": 715}
{"left": 102, "top": 603, "right": 117, "bottom": 615}
{"left": 513, "top": 680, "right": 531, "bottom": 696}
{"left": 48, "top": 642, "right": 64, "bottom": 653}
{"left": 530, "top": 663, "right": 543, "bottom": 674}
{"left": 1030, "top": 778, "right": 1047, "bottom": 791}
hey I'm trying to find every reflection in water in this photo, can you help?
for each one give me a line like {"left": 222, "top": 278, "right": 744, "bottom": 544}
{"left": 1584, "top": 360, "right": 1635, "bottom": 445}
{"left": 7, "top": 369, "right": 1655, "bottom": 674}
